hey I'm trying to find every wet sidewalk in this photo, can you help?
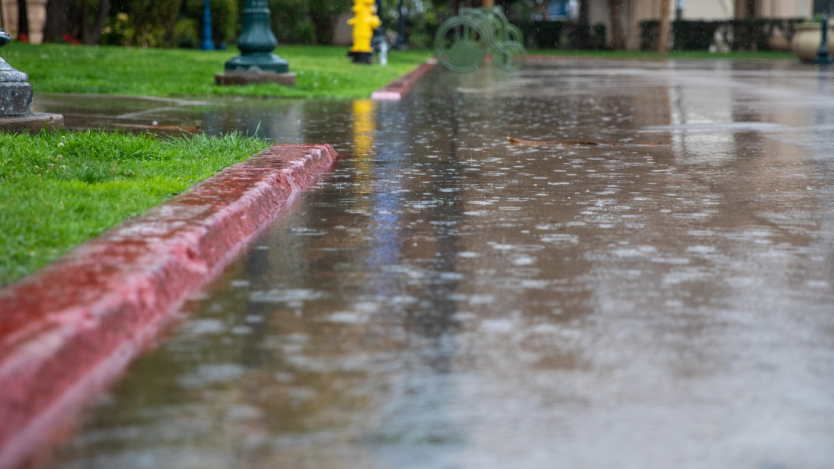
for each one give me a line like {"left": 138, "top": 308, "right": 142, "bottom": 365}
{"left": 35, "top": 59, "right": 834, "bottom": 469}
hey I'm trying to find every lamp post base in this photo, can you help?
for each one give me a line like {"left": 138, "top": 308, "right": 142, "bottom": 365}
{"left": 814, "top": 53, "right": 834, "bottom": 65}
{"left": 224, "top": 53, "right": 290, "bottom": 74}
{"left": 215, "top": 71, "right": 296, "bottom": 87}
{"left": 0, "top": 57, "right": 65, "bottom": 133}
{"left": 0, "top": 58, "right": 33, "bottom": 117}
{"left": 814, "top": 17, "right": 834, "bottom": 65}
{"left": 0, "top": 82, "right": 33, "bottom": 117}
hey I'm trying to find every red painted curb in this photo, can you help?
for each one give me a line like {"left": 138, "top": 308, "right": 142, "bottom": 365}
{"left": 0, "top": 144, "right": 339, "bottom": 469}
{"left": 371, "top": 60, "right": 436, "bottom": 100}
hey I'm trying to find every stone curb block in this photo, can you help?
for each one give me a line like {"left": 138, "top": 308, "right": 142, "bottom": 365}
{"left": 371, "top": 60, "right": 436, "bottom": 100}
{"left": 0, "top": 144, "right": 339, "bottom": 469}
{"left": 0, "top": 113, "right": 64, "bottom": 135}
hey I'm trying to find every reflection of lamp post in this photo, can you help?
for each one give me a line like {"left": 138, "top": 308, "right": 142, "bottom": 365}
{"left": 215, "top": 0, "right": 295, "bottom": 86}
{"left": 815, "top": 3, "right": 834, "bottom": 65}
{"left": 200, "top": 0, "right": 214, "bottom": 50}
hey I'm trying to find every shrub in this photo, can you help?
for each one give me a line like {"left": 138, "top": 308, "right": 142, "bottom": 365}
{"left": 268, "top": 0, "right": 315, "bottom": 44}
{"left": 174, "top": 18, "right": 200, "bottom": 49}
{"left": 518, "top": 21, "right": 567, "bottom": 49}
{"left": 101, "top": 12, "right": 131, "bottom": 46}
{"left": 515, "top": 21, "right": 605, "bottom": 50}
{"left": 110, "top": 0, "right": 183, "bottom": 47}
{"left": 640, "top": 18, "right": 805, "bottom": 52}
{"left": 308, "top": 0, "right": 353, "bottom": 45}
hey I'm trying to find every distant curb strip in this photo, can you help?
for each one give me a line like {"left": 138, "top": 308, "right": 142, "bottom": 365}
{"left": 371, "top": 59, "right": 437, "bottom": 100}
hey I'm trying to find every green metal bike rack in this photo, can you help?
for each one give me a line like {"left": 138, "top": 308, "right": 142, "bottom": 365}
{"left": 434, "top": 7, "right": 526, "bottom": 73}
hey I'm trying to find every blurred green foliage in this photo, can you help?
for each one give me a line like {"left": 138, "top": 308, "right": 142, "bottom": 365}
{"left": 99, "top": 0, "right": 455, "bottom": 48}
{"left": 110, "top": 0, "right": 183, "bottom": 47}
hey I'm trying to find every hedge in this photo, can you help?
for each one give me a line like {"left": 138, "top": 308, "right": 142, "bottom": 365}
{"left": 516, "top": 21, "right": 607, "bottom": 50}
{"left": 640, "top": 18, "right": 805, "bottom": 52}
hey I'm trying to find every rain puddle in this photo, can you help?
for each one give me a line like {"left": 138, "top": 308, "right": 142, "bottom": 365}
{"left": 33, "top": 60, "right": 834, "bottom": 469}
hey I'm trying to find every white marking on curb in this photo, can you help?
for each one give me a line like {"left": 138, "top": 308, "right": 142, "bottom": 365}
{"left": 371, "top": 91, "right": 402, "bottom": 101}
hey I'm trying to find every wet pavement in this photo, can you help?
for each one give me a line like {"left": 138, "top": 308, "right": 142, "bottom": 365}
{"left": 34, "top": 59, "right": 834, "bottom": 468}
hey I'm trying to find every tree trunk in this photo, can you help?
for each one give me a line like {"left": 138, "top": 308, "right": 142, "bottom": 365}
{"left": 85, "top": 0, "right": 109, "bottom": 45}
{"left": 735, "top": 0, "right": 757, "bottom": 19}
{"left": 452, "top": 0, "right": 460, "bottom": 16}
{"left": 579, "top": 0, "right": 590, "bottom": 24}
{"left": 17, "top": 0, "right": 29, "bottom": 40}
{"left": 44, "top": 0, "right": 70, "bottom": 42}
{"left": 68, "top": 0, "right": 81, "bottom": 39}
{"left": 657, "top": 0, "right": 671, "bottom": 53}
{"left": 609, "top": 0, "right": 623, "bottom": 50}
{"left": 79, "top": 0, "right": 110, "bottom": 45}
{"left": 79, "top": 0, "right": 89, "bottom": 42}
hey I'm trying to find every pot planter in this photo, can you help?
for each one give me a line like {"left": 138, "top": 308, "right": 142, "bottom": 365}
{"left": 792, "top": 22, "right": 834, "bottom": 62}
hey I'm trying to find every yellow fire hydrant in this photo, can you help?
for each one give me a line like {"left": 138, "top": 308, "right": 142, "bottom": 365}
{"left": 348, "top": 0, "right": 381, "bottom": 64}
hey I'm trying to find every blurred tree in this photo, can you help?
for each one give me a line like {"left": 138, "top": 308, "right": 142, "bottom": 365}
{"left": 609, "top": 0, "right": 623, "bottom": 49}
{"left": 44, "top": 0, "right": 119, "bottom": 45}
{"left": 658, "top": 0, "right": 670, "bottom": 52}
{"left": 267, "top": 0, "right": 315, "bottom": 44}
{"left": 17, "top": 0, "right": 29, "bottom": 40}
{"left": 78, "top": 0, "right": 111, "bottom": 44}
{"left": 44, "top": 0, "right": 70, "bottom": 42}
{"left": 118, "top": 0, "right": 182, "bottom": 47}
{"left": 185, "top": 0, "right": 238, "bottom": 46}
{"left": 734, "top": 0, "right": 757, "bottom": 19}
{"left": 308, "top": 0, "right": 351, "bottom": 44}
{"left": 578, "top": 0, "right": 589, "bottom": 23}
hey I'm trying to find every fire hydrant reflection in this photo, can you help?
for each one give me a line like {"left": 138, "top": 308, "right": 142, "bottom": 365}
{"left": 352, "top": 99, "right": 377, "bottom": 195}
{"left": 348, "top": 0, "right": 381, "bottom": 64}
{"left": 352, "top": 99, "right": 376, "bottom": 159}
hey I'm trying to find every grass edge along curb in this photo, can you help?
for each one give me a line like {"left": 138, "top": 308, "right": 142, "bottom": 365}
{"left": 0, "top": 131, "right": 270, "bottom": 287}
{"left": 0, "top": 144, "right": 339, "bottom": 469}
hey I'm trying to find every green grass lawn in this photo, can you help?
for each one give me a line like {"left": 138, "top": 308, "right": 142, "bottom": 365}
{"left": 0, "top": 43, "right": 794, "bottom": 101}
{"left": 0, "top": 43, "right": 432, "bottom": 99}
{"left": 529, "top": 49, "right": 797, "bottom": 60}
{"left": 0, "top": 131, "right": 270, "bottom": 287}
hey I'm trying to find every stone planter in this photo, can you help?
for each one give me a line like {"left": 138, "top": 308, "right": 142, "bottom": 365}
{"left": 792, "top": 22, "right": 834, "bottom": 62}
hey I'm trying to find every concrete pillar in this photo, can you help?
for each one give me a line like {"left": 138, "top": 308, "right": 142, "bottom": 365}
{"left": 658, "top": 0, "right": 671, "bottom": 53}
{"left": 0, "top": 0, "right": 47, "bottom": 44}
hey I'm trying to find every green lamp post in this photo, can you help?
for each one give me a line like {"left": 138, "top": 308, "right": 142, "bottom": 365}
{"left": 216, "top": 0, "right": 295, "bottom": 86}
{"left": 226, "top": 0, "right": 287, "bottom": 73}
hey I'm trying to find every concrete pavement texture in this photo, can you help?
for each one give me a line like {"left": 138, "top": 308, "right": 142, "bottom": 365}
{"left": 24, "top": 60, "right": 834, "bottom": 469}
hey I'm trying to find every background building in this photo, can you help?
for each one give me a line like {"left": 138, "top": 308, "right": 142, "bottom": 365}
{"left": 576, "top": 0, "right": 812, "bottom": 50}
